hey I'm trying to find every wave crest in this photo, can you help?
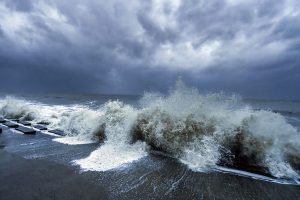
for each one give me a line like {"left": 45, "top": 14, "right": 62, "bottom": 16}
{"left": 1, "top": 83, "right": 300, "bottom": 179}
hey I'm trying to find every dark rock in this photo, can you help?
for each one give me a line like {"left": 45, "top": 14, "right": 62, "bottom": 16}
{"left": 37, "top": 121, "right": 50, "bottom": 125}
{"left": 33, "top": 125, "right": 47, "bottom": 130}
{"left": 6, "top": 118, "right": 20, "bottom": 123}
{"left": 3, "top": 122, "right": 19, "bottom": 128}
{"left": 94, "top": 124, "right": 106, "bottom": 142}
{"left": 19, "top": 121, "right": 31, "bottom": 126}
{"left": 48, "top": 129, "right": 65, "bottom": 136}
{"left": 15, "top": 127, "right": 36, "bottom": 135}
{"left": 0, "top": 128, "right": 2, "bottom": 134}
{"left": 0, "top": 118, "right": 7, "bottom": 123}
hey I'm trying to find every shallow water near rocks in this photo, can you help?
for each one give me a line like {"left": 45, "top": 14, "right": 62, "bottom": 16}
{"left": 1, "top": 84, "right": 300, "bottom": 184}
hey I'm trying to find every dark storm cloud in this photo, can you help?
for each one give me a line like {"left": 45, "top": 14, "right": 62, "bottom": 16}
{"left": 273, "top": 16, "right": 300, "bottom": 40}
{"left": 0, "top": 25, "right": 3, "bottom": 37}
{"left": 0, "top": 0, "right": 300, "bottom": 99}
{"left": 3, "top": 0, "right": 33, "bottom": 12}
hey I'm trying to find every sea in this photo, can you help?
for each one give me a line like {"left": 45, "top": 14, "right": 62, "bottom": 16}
{"left": 0, "top": 82, "right": 300, "bottom": 185}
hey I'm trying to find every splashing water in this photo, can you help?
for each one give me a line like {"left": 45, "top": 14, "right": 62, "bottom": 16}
{"left": 1, "top": 82, "right": 300, "bottom": 179}
{"left": 73, "top": 101, "right": 148, "bottom": 171}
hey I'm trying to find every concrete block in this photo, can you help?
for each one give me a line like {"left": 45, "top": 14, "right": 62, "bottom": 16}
{"left": 6, "top": 119, "right": 19, "bottom": 123}
{"left": 48, "top": 129, "right": 65, "bottom": 136}
{"left": 0, "top": 118, "right": 7, "bottom": 123}
{"left": 19, "top": 121, "right": 31, "bottom": 126}
{"left": 33, "top": 125, "right": 47, "bottom": 130}
{"left": 3, "top": 122, "right": 19, "bottom": 128}
{"left": 16, "top": 127, "right": 36, "bottom": 135}
{"left": 37, "top": 121, "right": 50, "bottom": 125}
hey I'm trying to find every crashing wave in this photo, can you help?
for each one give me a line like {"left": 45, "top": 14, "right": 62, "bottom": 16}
{"left": 132, "top": 82, "right": 300, "bottom": 179}
{"left": 0, "top": 96, "right": 104, "bottom": 142}
{"left": 0, "top": 82, "right": 300, "bottom": 179}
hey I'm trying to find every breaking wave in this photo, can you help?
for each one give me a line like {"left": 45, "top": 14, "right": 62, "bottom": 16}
{"left": 1, "top": 81, "right": 300, "bottom": 180}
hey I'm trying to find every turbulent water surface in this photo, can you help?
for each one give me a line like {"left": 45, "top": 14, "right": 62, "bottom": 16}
{"left": 1, "top": 82, "right": 300, "bottom": 184}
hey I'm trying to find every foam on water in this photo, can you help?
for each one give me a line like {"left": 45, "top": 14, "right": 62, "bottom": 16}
{"left": 0, "top": 96, "right": 104, "bottom": 142}
{"left": 1, "top": 82, "right": 300, "bottom": 180}
{"left": 53, "top": 136, "right": 96, "bottom": 145}
{"left": 215, "top": 166, "right": 300, "bottom": 185}
{"left": 73, "top": 101, "right": 148, "bottom": 171}
{"left": 74, "top": 142, "right": 147, "bottom": 171}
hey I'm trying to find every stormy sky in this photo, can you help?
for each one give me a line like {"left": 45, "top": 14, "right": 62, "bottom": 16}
{"left": 0, "top": 0, "right": 299, "bottom": 100}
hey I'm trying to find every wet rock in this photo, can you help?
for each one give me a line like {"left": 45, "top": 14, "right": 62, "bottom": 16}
{"left": 94, "top": 124, "right": 106, "bottom": 142}
{"left": 3, "top": 122, "right": 19, "bottom": 128}
{"left": 48, "top": 129, "right": 66, "bottom": 136}
{"left": 19, "top": 121, "right": 31, "bottom": 126}
{"left": 0, "top": 118, "right": 7, "bottom": 123}
{"left": 15, "top": 127, "right": 36, "bottom": 135}
{"left": 37, "top": 121, "right": 50, "bottom": 125}
{"left": 33, "top": 125, "right": 47, "bottom": 130}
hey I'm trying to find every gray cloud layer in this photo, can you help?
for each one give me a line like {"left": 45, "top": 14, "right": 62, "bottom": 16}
{"left": 0, "top": 0, "right": 299, "bottom": 99}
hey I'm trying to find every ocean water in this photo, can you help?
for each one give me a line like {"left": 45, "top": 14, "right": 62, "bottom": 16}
{"left": 0, "top": 82, "right": 300, "bottom": 183}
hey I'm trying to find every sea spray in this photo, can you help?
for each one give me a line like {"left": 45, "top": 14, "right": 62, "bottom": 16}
{"left": 133, "top": 82, "right": 300, "bottom": 178}
{"left": 0, "top": 96, "right": 103, "bottom": 140}
{"left": 73, "top": 101, "right": 148, "bottom": 171}
{"left": 0, "top": 96, "right": 37, "bottom": 120}
{"left": 1, "top": 83, "right": 300, "bottom": 179}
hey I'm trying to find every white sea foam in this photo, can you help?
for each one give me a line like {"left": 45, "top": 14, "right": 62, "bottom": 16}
{"left": 133, "top": 80, "right": 300, "bottom": 179}
{"left": 1, "top": 82, "right": 300, "bottom": 179}
{"left": 53, "top": 136, "right": 96, "bottom": 145}
{"left": 73, "top": 101, "right": 148, "bottom": 171}
{"left": 0, "top": 96, "right": 103, "bottom": 142}
{"left": 74, "top": 142, "right": 147, "bottom": 171}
